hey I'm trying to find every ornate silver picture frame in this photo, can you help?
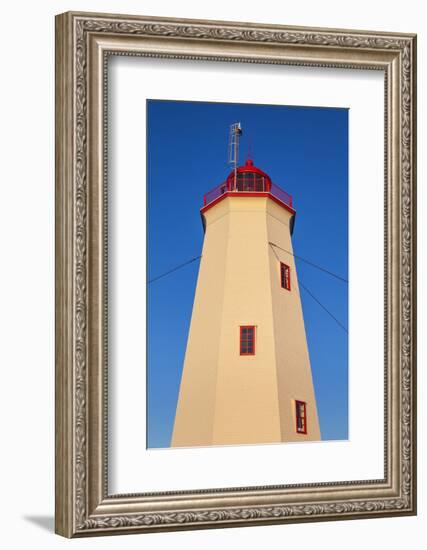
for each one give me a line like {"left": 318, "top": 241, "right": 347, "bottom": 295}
{"left": 55, "top": 11, "right": 417, "bottom": 537}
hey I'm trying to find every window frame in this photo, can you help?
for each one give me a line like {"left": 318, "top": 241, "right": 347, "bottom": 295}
{"left": 280, "top": 262, "right": 291, "bottom": 291}
{"left": 295, "top": 400, "right": 308, "bottom": 434}
{"left": 239, "top": 325, "right": 256, "bottom": 356}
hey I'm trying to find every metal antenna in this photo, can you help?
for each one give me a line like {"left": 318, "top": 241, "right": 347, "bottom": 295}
{"left": 228, "top": 122, "right": 242, "bottom": 191}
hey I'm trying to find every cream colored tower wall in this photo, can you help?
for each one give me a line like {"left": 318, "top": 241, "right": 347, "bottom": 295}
{"left": 171, "top": 200, "right": 230, "bottom": 447}
{"left": 266, "top": 200, "right": 321, "bottom": 442}
{"left": 212, "top": 198, "right": 282, "bottom": 445}
{"left": 172, "top": 195, "right": 320, "bottom": 447}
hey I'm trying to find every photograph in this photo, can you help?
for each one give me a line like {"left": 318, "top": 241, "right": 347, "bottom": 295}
{"left": 147, "top": 100, "right": 349, "bottom": 449}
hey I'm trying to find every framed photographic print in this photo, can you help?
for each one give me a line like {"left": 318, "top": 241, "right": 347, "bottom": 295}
{"left": 55, "top": 11, "right": 417, "bottom": 537}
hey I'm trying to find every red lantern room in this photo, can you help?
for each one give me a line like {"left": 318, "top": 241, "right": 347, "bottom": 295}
{"left": 225, "top": 158, "right": 272, "bottom": 192}
{"left": 201, "top": 158, "right": 294, "bottom": 225}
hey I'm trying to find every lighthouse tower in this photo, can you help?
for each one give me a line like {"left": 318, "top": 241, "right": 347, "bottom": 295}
{"left": 172, "top": 134, "right": 320, "bottom": 447}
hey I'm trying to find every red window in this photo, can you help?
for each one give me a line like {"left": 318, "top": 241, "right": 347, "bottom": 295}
{"left": 280, "top": 262, "right": 291, "bottom": 290}
{"left": 295, "top": 400, "right": 307, "bottom": 434}
{"left": 240, "top": 326, "right": 255, "bottom": 355}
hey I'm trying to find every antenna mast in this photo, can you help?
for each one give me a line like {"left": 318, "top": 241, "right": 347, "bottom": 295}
{"left": 228, "top": 122, "right": 242, "bottom": 191}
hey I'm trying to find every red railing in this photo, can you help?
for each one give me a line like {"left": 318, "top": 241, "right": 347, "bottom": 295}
{"left": 203, "top": 177, "right": 293, "bottom": 209}
{"left": 203, "top": 182, "right": 229, "bottom": 206}
{"left": 270, "top": 182, "right": 293, "bottom": 209}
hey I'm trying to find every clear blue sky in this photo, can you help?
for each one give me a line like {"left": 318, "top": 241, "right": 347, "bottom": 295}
{"left": 147, "top": 99, "right": 348, "bottom": 448}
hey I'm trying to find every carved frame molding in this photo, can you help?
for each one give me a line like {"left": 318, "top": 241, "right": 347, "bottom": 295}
{"left": 55, "top": 11, "right": 416, "bottom": 537}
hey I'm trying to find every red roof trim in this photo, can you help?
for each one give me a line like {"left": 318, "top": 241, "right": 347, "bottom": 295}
{"left": 200, "top": 191, "right": 296, "bottom": 216}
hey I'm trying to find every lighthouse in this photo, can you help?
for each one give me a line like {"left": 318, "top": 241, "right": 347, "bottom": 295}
{"left": 171, "top": 125, "right": 321, "bottom": 447}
